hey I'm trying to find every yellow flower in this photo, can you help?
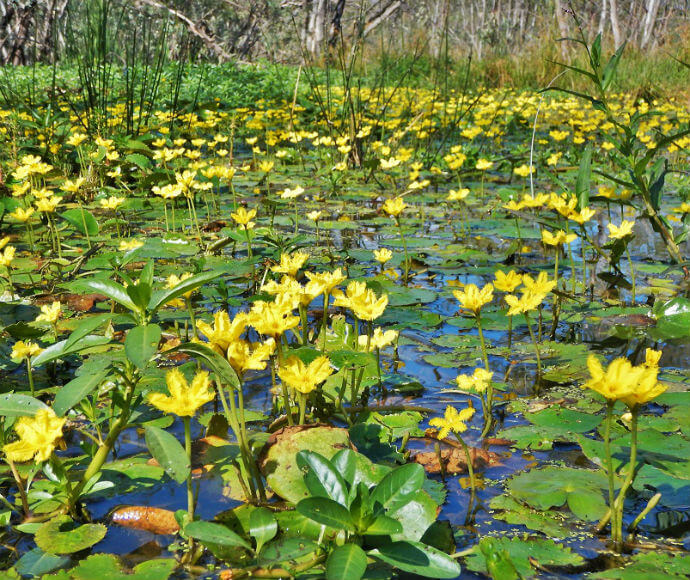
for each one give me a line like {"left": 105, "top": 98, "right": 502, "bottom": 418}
{"left": 569, "top": 207, "right": 596, "bottom": 224}
{"left": 493, "top": 270, "right": 522, "bottom": 293}
{"left": 278, "top": 355, "right": 333, "bottom": 395}
{"left": 3, "top": 409, "right": 65, "bottom": 463}
{"left": 453, "top": 283, "right": 494, "bottom": 314}
{"left": 248, "top": 300, "right": 299, "bottom": 337}
{"left": 258, "top": 160, "right": 274, "bottom": 173}
{"left": 11, "top": 341, "right": 42, "bottom": 360}
{"left": 349, "top": 288, "right": 388, "bottom": 321}
{"left": 9, "top": 207, "right": 34, "bottom": 223}
{"left": 119, "top": 239, "right": 144, "bottom": 252}
{"left": 272, "top": 251, "right": 309, "bottom": 277}
{"left": 147, "top": 369, "right": 214, "bottom": 417}
{"left": 504, "top": 289, "right": 547, "bottom": 316}
{"left": 644, "top": 348, "right": 662, "bottom": 368}
{"left": 455, "top": 368, "right": 493, "bottom": 393}
{"left": 0, "top": 245, "right": 16, "bottom": 268}
{"left": 197, "top": 311, "right": 248, "bottom": 355}
{"left": 165, "top": 272, "right": 194, "bottom": 307}
{"left": 227, "top": 339, "right": 276, "bottom": 375}
{"left": 307, "top": 211, "right": 323, "bottom": 221}
{"left": 333, "top": 281, "right": 368, "bottom": 309}
{"left": 429, "top": 406, "right": 476, "bottom": 439}
{"left": 373, "top": 248, "right": 393, "bottom": 264}
{"left": 513, "top": 164, "right": 533, "bottom": 177}
{"left": 380, "top": 157, "right": 401, "bottom": 169}
{"left": 99, "top": 196, "right": 125, "bottom": 210}
{"left": 35, "top": 301, "right": 61, "bottom": 324}
{"left": 583, "top": 356, "right": 642, "bottom": 401}
{"left": 305, "top": 268, "right": 346, "bottom": 294}
{"left": 358, "top": 328, "right": 398, "bottom": 351}
{"left": 35, "top": 196, "right": 62, "bottom": 213}
{"left": 62, "top": 178, "right": 86, "bottom": 193}
{"left": 382, "top": 197, "right": 408, "bottom": 218}
{"left": 231, "top": 207, "right": 257, "bottom": 228}
{"left": 447, "top": 188, "right": 470, "bottom": 202}
{"left": 0, "top": 237, "right": 10, "bottom": 251}
{"left": 542, "top": 230, "right": 577, "bottom": 246}
{"left": 522, "top": 272, "right": 557, "bottom": 295}
{"left": 475, "top": 159, "right": 493, "bottom": 171}
{"left": 607, "top": 220, "right": 635, "bottom": 240}
{"left": 279, "top": 186, "right": 305, "bottom": 199}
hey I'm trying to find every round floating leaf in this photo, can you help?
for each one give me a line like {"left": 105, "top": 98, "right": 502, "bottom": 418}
{"left": 35, "top": 516, "right": 107, "bottom": 554}
{"left": 15, "top": 548, "right": 70, "bottom": 577}
{"left": 506, "top": 466, "right": 610, "bottom": 521}
{"left": 464, "top": 537, "right": 584, "bottom": 578}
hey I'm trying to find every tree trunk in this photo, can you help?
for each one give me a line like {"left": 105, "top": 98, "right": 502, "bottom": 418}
{"left": 640, "top": 0, "right": 661, "bottom": 49}
{"left": 609, "top": 0, "right": 622, "bottom": 48}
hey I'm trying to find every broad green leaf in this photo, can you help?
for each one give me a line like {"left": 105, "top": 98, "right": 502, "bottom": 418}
{"left": 576, "top": 145, "right": 592, "bottom": 210}
{"left": 257, "top": 537, "right": 318, "bottom": 567}
{"left": 371, "top": 540, "right": 461, "bottom": 578}
{"left": 148, "top": 270, "right": 220, "bottom": 314}
{"left": 125, "top": 324, "right": 161, "bottom": 369}
{"left": 63, "top": 313, "right": 112, "bottom": 353}
{"left": 60, "top": 208, "right": 99, "bottom": 236}
{"left": 185, "top": 521, "right": 251, "bottom": 549}
{"left": 371, "top": 463, "right": 425, "bottom": 514}
{"left": 53, "top": 366, "right": 110, "bottom": 416}
{"left": 169, "top": 342, "right": 240, "bottom": 389}
{"left": 365, "top": 514, "right": 403, "bottom": 536}
{"left": 297, "top": 450, "right": 349, "bottom": 505}
{"left": 249, "top": 507, "right": 277, "bottom": 554}
{"left": 144, "top": 425, "right": 190, "bottom": 484}
{"left": 0, "top": 393, "right": 49, "bottom": 417}
{"left": 296, "top": 497, "right": 355, "bottom": 531}
{"left": 32, "top": 334, "right": 111, "bottom": 367}
{"left": 78, "top": 278, "right": 140, "bottom": 314}
{"left": 326, "top": 544, "right": 367, "bottom": 580}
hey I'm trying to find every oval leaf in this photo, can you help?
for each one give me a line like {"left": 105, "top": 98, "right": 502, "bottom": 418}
{"left": 326, "top": 543, "right": 367, "bottom": 580}
{"left": 371, "top": 463, "right": 425, "bottom": 515}
{"left": 371, "top": 540, "right": 461, "bottom": 579}
{"left": 296, "top": 497, "right": 354, "bottom": 531}
{"left": 125, "top": 324, "right": 161, "bottom": 369}
{"left": 0, "top": 393, "right": 48, "bottom": 417}
{"left": 144, "top": 425, "right": 190, "bottom": 484}
{"left": 185, "top": 521, "right": 251, "bottom": 549}
{"left": 53, "top": 366, "right": 110, "bottom": 416}
{"left": 297, "top": 450, "right": 349, "bottom": 505}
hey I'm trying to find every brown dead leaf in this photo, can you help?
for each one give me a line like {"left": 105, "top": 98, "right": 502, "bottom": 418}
{"left": 111, "top": 506, "right": 180, "bottom": 535}
{"left": 411, "top": 446, "right": 501, "bottom": 475}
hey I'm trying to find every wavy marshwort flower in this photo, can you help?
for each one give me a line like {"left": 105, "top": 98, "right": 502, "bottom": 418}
{"left": 271, "top": 251, "right": 309, "bottom": 277}
{"left": 607, "top": 220, "right": 637, "bottom": 304}
{"left": 429, "top": 406, "right": 478, "bottom": 495}
{"left": 3, "top": 408, "right": 65, "bottom": 463}
{"left": 12, "top": 340, "right": 42, "bottom": 396}
{"left": 278, "top": 356, "right": 333, "bottom": 424}
{"left": 583, "top": 353, "right": 667, "bottom": 551}
{"left": 306, "top": 269, "right": 346, "bottom": 351}
{"left": 148, "top": 368, "right": 214, "bottom": 417}
{"left": 453, "top": 283, "right": 494, "bottom": 315}
{"left": 382, "top": 197, "right": 411, "bottom": 283}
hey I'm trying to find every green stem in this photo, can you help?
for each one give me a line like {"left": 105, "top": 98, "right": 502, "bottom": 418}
{"left": 613, "top": 406, "right": 639, "bottom": 551}
{"left": 298, "top": 392, "right": 307, "bottom": 425}
{"left": 603, "top": 401, "right": 619, "bottom": 547}
{"left": 26, "top": 358, "right": 35, "bottom": 397}
{"left": 625, "top": 245, "right": 636, "bottom": 305}
{"left": 524, "top": 312, "right": 541, "bottom": 378}
{"left": 457, "top": 435, "right": 476, "bottom": 495}
{"left": 396, "top": 217, "right": 410, "bottom": 285}
{"left": 183, "top": 417, "right": 194, "bottom": 521}
{"left": 320, "top": 291, "right": 330, "bottom": 353}
{"left": 275, "top": 341, "right": 294, "bottom": 426}
{"left": 475, "top": 313, "right": 489, "bottom": 371}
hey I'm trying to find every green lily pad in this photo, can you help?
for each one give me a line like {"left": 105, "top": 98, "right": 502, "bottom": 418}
{"left": 35, "top": 516, "right": 107, "bottom": 555}
{"left": 260, "top": 426, "right": 352, "bottom": 504}
{"left": 489, "top": 495, "right": 573, "bottom": 538}
{"left": 506, "top": 466, "right": 610, "bottom": 521}
{"left": 464, "top": 536, "right": 584, "bottom": 578}
{"left": 589, "top": 551, "right": 690, "bottom": 579}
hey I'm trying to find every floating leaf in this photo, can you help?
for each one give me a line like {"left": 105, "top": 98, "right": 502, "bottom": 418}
{"left": 35, "top": 516, "right": 106, "bottom": 554}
